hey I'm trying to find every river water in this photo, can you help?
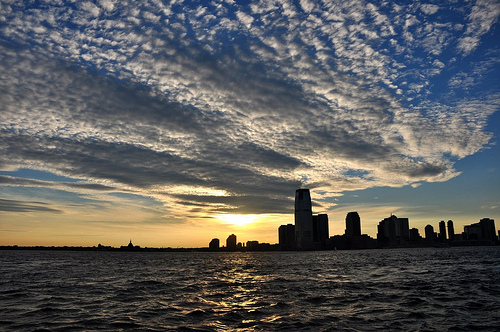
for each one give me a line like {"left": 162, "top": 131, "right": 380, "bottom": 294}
{"left": 1, "top": 247, "right": 499, "bottom": 331}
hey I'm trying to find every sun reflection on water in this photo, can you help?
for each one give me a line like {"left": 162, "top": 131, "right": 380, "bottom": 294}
{"left": 196, "top": 254, "right": 284, "bottom": 330}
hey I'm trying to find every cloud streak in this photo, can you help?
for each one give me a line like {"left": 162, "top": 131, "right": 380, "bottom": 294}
{"left": 0, "top": 199, "right": 62, "bottom": 213}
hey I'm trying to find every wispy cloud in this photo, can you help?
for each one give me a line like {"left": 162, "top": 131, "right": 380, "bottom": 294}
{"left": 0, "top": 198, "right": 62, "bottom": 213}
{"left": 457, "top": 0, "right": 500, "bottom": 55}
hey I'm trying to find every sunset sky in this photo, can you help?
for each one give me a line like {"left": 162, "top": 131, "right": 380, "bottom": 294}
{"left": 1, "top": 0, "right": 499, "bottom": 247}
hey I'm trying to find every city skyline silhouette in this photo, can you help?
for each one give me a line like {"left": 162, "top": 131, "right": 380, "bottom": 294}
{"left": 2, "top": 188, "right": 497, "bottom": 251}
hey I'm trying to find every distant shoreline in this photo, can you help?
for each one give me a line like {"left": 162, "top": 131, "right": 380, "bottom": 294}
{"left": 1, "top": 241, "right": 498, "bottom": 252}
{"left": 0, "top": 245, "right": 218, "bottom": 252}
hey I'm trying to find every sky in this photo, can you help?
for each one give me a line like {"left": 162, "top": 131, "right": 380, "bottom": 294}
{"left": 1, "top": 0, "right": 499, "bottom": 248}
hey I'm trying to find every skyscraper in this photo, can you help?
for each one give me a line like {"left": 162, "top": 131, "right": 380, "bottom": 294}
{"left": 345, "top": 212, "right": 361, "bottom": 237}
{"left": 439, "top": 220, "right": 447, "bottom": 242}
{"left": 295, "top": 189, "right": 314, "bottom": 250}
{"left": 447, "top": 220, "right": 455, "bottom": 241}
{"left": 226, "top": 234, "right": 237, "bottom": 250}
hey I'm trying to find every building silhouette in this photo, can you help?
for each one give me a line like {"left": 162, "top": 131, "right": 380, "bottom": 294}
{"left": 328, "top": 212, "right": 376, "bottom": 250}
{"left": 439, "top": 220, "right": 447, "bottom": 242}
{"left": 479, "top": 218, "right": 497, "bottom": 242}
{"left": 226, "top": 234, "right": 237, "bottom": 250}
{"left": 295, "top": 189, "right": 314, "bottom": 249}
{"left": 377, "top": 216, "right": 395, "bottom": 247}
{"left": 209, "top": 238, "right": 220, "bottom": 250}
{"left": 409, "top": 228, "right": 422, "bottom": 242}
{"left": 278, "top": 224, "right": 296, "bottom": 250}
{"left": 425, "top": 224, "right": 436, "bottom": 245}
{"left": 246, "top": 241, "right": 259, "bottom": 249}
{"left": 345, "top": 212, "right": 361, "bottom": 237}
{"left": 463, "top": 218, "right": 497, "bottom": 242}
{"left": 120, "top": 239, "right": 140, "bottom": 251}
{"left": 273, "top": 190, "right": 498, "bottom": 251}
{"left": 377, "top": 214, "right": 410, "bottom": 247}
{"left": 399, "top": 217, "right": 410, "bottom": 240}
{"left": 278, "top": 189, "right": 330, "bottom": 250}
{"left": 447, "top": 220, "right": 455, "bottom": 241}
{"left": 313, "top": 214, "right": 329, "bottom": 249}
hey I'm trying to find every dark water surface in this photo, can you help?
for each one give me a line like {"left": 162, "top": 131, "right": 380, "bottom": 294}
{"left": 1, "top": 247, "right": 499, "bottom": 331}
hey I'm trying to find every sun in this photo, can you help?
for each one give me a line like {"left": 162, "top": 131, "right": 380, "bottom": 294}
{"left": 216, "top": 214, "right": 261, "bottom": 227}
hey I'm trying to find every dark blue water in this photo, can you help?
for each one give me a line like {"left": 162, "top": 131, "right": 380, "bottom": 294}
{"left": 1, "top": 247, "right": 499, "bottom": 331}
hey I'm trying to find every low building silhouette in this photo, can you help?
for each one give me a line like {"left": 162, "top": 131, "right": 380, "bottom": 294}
{"left": 479, "top": 218, "right": 497, "bottom": 242}
{"left": 463, "top": 218, "right": 497, "bottom": 243}
{"left": 209, "top": 238, "right": 220, "bottom": 251}
{"left": 409, "top": 228, "right": 422, "bottom": 243}
{"left": 245, "top": 241, "right": 277, "bottom": 251}
{"left": 328, "top": 212, "right": 376, "bottom": 250}
{"left": 377, "top": 214, "right": 410, "bottom": 248}
{"left": 120, "top": 239, "right": 141, "bottom": 251}
{"left": 425, "top": 224, "right": 437, "bottom": 245}
{"left": 246, "top": 240, "right": 259, "bottom": 249}
{"left": 313, "top": 214, "right": 329, "bottom": 249}
{"left": 278, "top": 224, "right": 296, "bottom": 250}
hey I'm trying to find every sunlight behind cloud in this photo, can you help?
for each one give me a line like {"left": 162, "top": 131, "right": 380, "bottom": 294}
{"left": 216, "top": 214, "right": 263, "bottom": 227}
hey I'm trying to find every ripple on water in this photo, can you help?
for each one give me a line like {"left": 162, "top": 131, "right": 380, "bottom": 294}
{"left": 1, "top": 248, "right": 499, "bottom": 331}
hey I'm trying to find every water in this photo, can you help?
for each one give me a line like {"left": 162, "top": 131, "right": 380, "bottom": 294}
{"left": 1, "top": 247, "right": 499, "bottom": 331}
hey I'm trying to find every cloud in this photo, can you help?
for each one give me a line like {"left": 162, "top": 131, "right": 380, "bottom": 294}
{"left": 0, "top": 198, "right": 62, "bottom": 213}
{"left": 457, "top": 0, "right": 500, "bottom": 55}
{"left": 420, "top": 4, "right": 440, "bottom": 15}
{"left": 0, "top": 175, "right": 115, "bottom": 193}
{"left": 0, "top": 0, "right": 499, "bottom": 217}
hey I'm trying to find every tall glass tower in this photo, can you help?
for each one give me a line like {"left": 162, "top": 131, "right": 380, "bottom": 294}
{"left": 295, "top": 189, "right": 313, "bottom": 249}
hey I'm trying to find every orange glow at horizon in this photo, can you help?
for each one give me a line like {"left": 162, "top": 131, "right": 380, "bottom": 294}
{"left": 215, "top": 214, "right": 263, "bottom": 227}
